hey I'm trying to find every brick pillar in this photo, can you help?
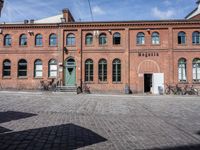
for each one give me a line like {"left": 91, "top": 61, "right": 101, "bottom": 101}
{"left": 125, "top": 28, "right": 130, "bottom": 92}
{"left": 168, "top": 27, "right": 174, "bottom": 84}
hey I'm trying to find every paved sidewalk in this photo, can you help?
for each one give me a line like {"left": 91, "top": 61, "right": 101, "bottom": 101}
{"left": 0, "top": 92, "right": 200, "bottom": 150}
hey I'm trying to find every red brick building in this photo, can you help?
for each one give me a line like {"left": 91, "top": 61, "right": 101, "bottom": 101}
{"left": 0, "top": 2, "right": 200, "bottom": 94}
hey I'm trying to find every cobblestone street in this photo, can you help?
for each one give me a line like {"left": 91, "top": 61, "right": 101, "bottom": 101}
{"left": 0, "top": 92, "right": 200, "bottom": 150}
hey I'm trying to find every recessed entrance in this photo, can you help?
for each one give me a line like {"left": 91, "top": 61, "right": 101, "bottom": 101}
{"left": 65, "top": 58, "right": 76, "bottom": 86}
{"left": 144, "top": 74, "right": 152, "bottom": 93}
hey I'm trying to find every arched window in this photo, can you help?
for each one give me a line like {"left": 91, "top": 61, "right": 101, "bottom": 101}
{"left": 152, "top": 32, "right": 160, "bottom": 45}
{"left": 193, "top": 58, "right": 200, "bottom": 82}
{"left": 49, "top": 34, "right": 57, "bottom": 46}
{"left": 112, "top": 59, "right": 121, "bottom": 82}
{"left": 98, "top": 59, "right": 107, "bottom": 82}
{"left": 178, "top": 32, "right": 186, "bottom": 44}
{"left": 4, "top": 34, "right": 11, "bottom": 46}
{"left": 35, "top": 34, "right": 43, "bottom": 46}
{"left": 66, "top": 33, "right": 75, "bottom": 46}
{"left": 178, "top": 58, "right": 187, "bottom": 82}
{"left": 20, "top": 34, "right": 27, "bottom": 46}
{"left": 85, "top": 59, "right": 93, "bottom": 82}
{"left": 137, "top": 32, "right": 145, "bottom": 45}
{"left": 34, "top": 59, "right": 43, "bottom": 78}
{"left": 18, "top": 59, "right": 27, "bottom": 77}
{"left": 99, "top": 33, "right": 107, "bottom": 45}
{"left": 85, "top": 33, "right": 93, "bottom": 45}
{"left": 3, "top": 59, "right": 11, "bottom": 77}
{"left": 192, "top": 31, "right": 200, "bottom": 44}
{"left": 49, "top": 59, "right": 57, "bottom": 77}
{"left": 113, "top": 32, "right": 121, "bottom": 45}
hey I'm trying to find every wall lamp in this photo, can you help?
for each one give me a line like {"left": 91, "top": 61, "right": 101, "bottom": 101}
{"left": 28, "top": 31, "right": 34, "bottom": 36}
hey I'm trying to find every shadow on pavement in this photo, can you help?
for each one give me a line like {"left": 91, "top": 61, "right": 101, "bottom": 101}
{"left": 145, "top": 144, "right": 200, "bottom": 150}
{"left": 0, "top": 111, "right": 37, "bottom": 123}
{"left": 0, "top": 126, "right": 11, "bottom": 134}
{"left": 0, "top": 123, "right": 107, "bottom": 150}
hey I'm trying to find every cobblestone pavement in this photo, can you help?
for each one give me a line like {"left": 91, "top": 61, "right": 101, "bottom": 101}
{"left": 0, "top": 91, "right": 200, "bottom": 150}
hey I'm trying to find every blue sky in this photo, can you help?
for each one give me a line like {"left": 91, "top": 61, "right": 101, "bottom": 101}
{"left": 0, "top": 0, "right": 198, "bottom": 22}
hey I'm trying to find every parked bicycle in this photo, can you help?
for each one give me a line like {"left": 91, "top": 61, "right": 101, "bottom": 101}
{"left": 40, "top": 79, "right": 59, "bottom": 91}
{"left": 165, "top": 84, "right": 199, "bottom": 96}
{"left": 183, "top": 85, "right": 199, "bottom": 96}
{"left": 165, "top": 84, "right": 183, "bottom": 95}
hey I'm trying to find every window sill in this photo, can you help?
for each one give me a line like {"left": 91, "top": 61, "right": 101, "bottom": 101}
{"left": 84, "top": 82, "right": 94, "bottom": 84}
{"left": 136, "top": 44, "right": 146, "bottom": 46}
{"left": 34, "top": 77, "right": 43, "bottom": 80}
{"left": 3, "top": 46, "right": 12, "bottom": 47}
{"left": 19, "top": 45, "right": 28, "bottom": 47}
{"left": 178, "top": 81, "right": 188, "bottom": 84}
{"left": 49, "top": 45, "right": 57, "bottom": 47}
{"left": 98, "top": 81, "right": 108, "bottom": 84}
{"left": 99, "top": 44, "right": 108, "bottom": 47}
{"left": 18, "top": 77, "right": 28, "bottom": 79}
{"left": 3, "top": 76, "right": 11, "bottom": 79}
{"left": 151, "top": 44, "right": 160, "bottom": 46}
{"left": 66, "top": 45, "right": 76, "bottom": 47}
{"left": 193, "top": 82, "right": 200, "bottom": 84}
{"left": 35, "top": 45, "right": 43, "bottom": 47}
{"left": 192, "top": 44, "right": 200, "bottom": 46}
{"left": 113, "top": 44, "right": 122, "bottom": 47}
{"left": 48, "top": 77, "right": 57, "bottom": 79}
{"left": 85, "top": 44, "right": 94, "bottom": 47}
{"left": 177, "top": 44, "right": 187, "bottom": 46}
{"left": 113, "top": 82, "right": 123, "bottom": 84}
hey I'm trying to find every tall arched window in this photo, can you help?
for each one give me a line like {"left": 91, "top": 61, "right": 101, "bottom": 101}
{"left": 137, "top": 32, "right": 145, "bottom": 45}
{"left": 178, "top": 58, "right": 187, "bottom": 82}
{"left": 66, "top": 33, "right": 75, "bottom": 46}
{"left": 3, "top": 59, "right": 11, "bottom": 77}
{"left": 112, "top": 59, "right": 121, "bottom": 82}
{"left": 193, "top": 58, "right": 200, "bottom": 82}
{"left": 35, "top": 34, "right": 43, "bottom": 46}
{"left": 18, "top": 59, "right": 27, "bottom": 77}
{"left": 178, "top": 32, "right": 186, "bottom": 44}
{"left": 4, "top": 34, "right": 11, "bottom": 46}
{"left": 20, "top": 34, "right": 27, "bottom": 46}
{"left": 99, "top": 33, "right": 107, "bottom": 45}
{"left": 98, "top": 59, "right": 107, "bottom": 82}
{"left": 85, "top": 33, "right": 93, "bottom": 45}
{"left": 49, "top": 59, "right": 57, "bottom": 77}
{"left": 113, "top": 32, "right": 121, "bottom": 45}
{"left": 192, "top": 31, "right": 200, "bottom": 44}
{"left": 152, "top": 32, "right": 160, "bottom": 45}
{"left": 85, "top": 59, "right": 93, "bottom": 82}
{"left": 34, "top": 59, "right": 43, "bottom": 78}
{"left": 49, "top": 34, "right": 57, "bottom": 46}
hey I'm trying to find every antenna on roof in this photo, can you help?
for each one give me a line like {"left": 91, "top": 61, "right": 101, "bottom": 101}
{"left": 88, "top": 0, "right": 94, "bottom": 21}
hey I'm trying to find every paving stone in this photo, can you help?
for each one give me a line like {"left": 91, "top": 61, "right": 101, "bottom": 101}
{"left": 0, "top": 92, "right": 200, "bottom": 150}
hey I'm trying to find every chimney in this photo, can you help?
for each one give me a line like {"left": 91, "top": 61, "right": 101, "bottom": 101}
{"left": 62, "top": 8, "right": 75, "bottom": 22}
{"left": 24, "top": 20, "right": 29, "bottom": 24}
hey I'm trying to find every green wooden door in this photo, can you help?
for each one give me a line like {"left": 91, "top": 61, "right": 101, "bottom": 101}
{"left": 65, "top": 59, "right": 76, "bottom": 86}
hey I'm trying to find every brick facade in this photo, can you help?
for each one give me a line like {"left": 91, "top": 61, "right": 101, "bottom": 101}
{"left": 0, "top": 10, "right": 200, "bottom": 94}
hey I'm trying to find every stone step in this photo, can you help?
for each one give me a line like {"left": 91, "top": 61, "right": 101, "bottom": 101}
{"left": 56, "top": 86, "right": 77, "bottom": 93}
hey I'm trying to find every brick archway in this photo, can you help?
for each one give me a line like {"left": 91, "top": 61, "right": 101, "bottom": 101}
{"left": 137, "top": 60, "right": 160, "bottom": 74}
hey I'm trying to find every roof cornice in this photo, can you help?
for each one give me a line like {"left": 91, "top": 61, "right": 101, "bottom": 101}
{"left": 0, "top": 19, "right": 200, "bottom": 29}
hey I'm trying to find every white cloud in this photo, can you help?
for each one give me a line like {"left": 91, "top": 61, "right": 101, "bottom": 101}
{"left": 163, "top": 0, "right": 171, "bottom": 6}
{"left": 92, "top": 6, "right": 105, "bottom": 15}
{"left": 151, "top": 7, "right": 175, "bottom": 19}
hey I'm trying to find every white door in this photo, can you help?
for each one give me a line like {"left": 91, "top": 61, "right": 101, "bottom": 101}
{"left": 152, "top": 73, "right": 164, "bottom": 95}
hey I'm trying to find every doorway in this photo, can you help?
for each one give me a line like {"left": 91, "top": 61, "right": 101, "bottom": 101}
{"left": 65, "top": 58, "right": 76, "bottom": 86}
{"left": 144, "top": 74, "right": 152, "bottom": 93}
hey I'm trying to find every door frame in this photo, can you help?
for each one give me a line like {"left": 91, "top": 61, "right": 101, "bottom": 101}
{"left": 64, "top": 58, "right": 76, "bottom": 86}
{"left": 144, "top": 73, "right": 153, "bottom": 93}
